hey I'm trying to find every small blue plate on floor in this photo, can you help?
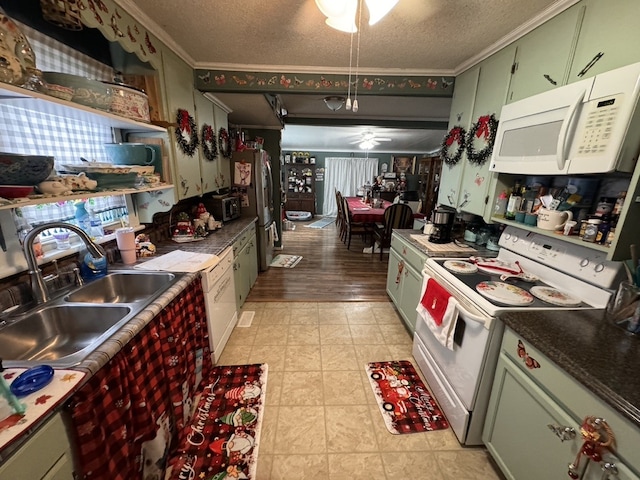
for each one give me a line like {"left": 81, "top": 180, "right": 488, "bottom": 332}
{"left": 10, "top": 365, "right": 54, "bottom": 397}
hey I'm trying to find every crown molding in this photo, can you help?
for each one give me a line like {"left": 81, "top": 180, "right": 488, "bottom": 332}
{"left": 454, "top": 0, "right": 581, "bottom": 75}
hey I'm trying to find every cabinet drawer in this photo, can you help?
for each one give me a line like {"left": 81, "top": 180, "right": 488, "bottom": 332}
{"left": 502, "top": 328, "right": 640, "bottom": 474}
{"left": 390, "top": 234, "right": 427, "bottom": 272}
{"left": 0, "top": 413, "right": 72, "bottom": 479}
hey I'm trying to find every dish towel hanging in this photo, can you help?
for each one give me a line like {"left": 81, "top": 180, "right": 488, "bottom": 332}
{"left": 416, "top": 274, "right": 459, "bottom": 351}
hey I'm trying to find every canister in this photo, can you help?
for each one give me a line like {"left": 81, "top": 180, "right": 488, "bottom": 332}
{"left": 582, "top": 218, "right": 601, "bottom": 243}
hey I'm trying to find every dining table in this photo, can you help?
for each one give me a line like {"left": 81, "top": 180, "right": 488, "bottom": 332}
{"left": 345, "top": 196, "right": 391, "bottom": 224}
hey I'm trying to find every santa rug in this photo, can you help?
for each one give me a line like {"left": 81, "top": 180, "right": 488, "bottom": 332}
{"left": 365, "top": 360, "right": 448, "bottom": 435}
{"left": 166, "top": 363, "right": 268, "bottom": 480}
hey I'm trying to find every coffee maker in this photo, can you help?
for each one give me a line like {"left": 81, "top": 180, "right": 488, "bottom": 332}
{"left": 428, "top": 206, "right": 456, "bottom": 244}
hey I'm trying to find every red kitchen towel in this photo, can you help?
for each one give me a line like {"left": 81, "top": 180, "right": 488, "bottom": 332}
{"left": 416, "top": 275, "right": 459, "bottom": 350}
{"left": 420, "top": 278, "right": 450, "bottom": 326}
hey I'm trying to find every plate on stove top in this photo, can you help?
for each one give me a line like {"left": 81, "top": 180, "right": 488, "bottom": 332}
{"left": 476, "top": 281, "right": 534, "bottom": 305}
{"left": 444, "top": 260, "right": 478, "bottom": 274}
{"left": 530, "top": 286, "right": 581, "bottom": 306}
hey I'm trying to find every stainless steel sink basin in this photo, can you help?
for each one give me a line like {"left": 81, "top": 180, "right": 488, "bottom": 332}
{"left": 0, "top": 304, "right": 131, "bottom": 366}
{"left": 0, "top": 270, "right": 185, "bottom": 368}
{"left": 65, "top": 271, "right": 177, "bottom": 303}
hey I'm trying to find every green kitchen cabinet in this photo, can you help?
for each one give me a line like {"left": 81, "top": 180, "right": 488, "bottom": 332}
{"left": 438, "top": 67, "right": 480, "bottom": 209}
{"left": 0, "top": 413, "right": 74, "bottom": 480}
{"left": 568, "top": 0, "right": 640, "bottom": 81}
{"left": 386, "top": 233, "right": 427, "bottom": 334}
{"left": 507, "top": 3, "right": 585, "bottom": 103}
{"left": 484, "top": 328, "right": 640, "bottom": 480}
{"left": 233, "top": 223, "right": 258, "bottom": 309}
{"left": 457, "top": 45, "right": 516, "bottom": 217}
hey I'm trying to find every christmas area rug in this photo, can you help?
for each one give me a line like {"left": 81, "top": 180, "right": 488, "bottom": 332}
{"left": 366, "top": 360, "right": 449, "bottom": 435}
{"left": 166, "top": 363, "right": 268, "bottom": 480}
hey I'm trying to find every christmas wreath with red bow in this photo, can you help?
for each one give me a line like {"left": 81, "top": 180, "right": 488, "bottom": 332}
{"left": 466, "top": 114, "right": 499, "bottom": 166}
{"left": 176, "top": 108, "right": 199, "bottom": 157}
{"left": 201, "top": 123, "right": 218, "bottom": 161}
{"left": 439, "top": 126, "right": 466, "bottom": 166}
{"left": 218, "top": 127, "right": 231, "bottom": 158}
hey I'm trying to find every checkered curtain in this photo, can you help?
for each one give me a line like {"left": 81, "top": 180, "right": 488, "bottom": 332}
{"left": 2, "top": 22, "right": 130, "bottom": 231}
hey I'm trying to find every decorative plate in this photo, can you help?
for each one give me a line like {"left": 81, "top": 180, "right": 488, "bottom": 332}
{"left": 476, "top": 281, "right": 534, "bottom": 305}
{"left": 530, "top": 286, "right": 581, "bottom": 306}
{"left": 444, "top": 260, "right": 478, "bottom": 274}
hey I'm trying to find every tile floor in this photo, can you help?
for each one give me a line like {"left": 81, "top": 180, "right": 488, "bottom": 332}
{"left": 218, "top": 301, "right": 504, "bottom": 480}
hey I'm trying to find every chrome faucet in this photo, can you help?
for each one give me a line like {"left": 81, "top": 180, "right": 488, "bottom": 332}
{"left": 23, "top": 222, "right": 105, "bottom": 304}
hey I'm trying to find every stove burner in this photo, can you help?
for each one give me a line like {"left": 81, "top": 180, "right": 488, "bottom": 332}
{"left": 476, "top": 281, "right": 534, "bottom": 306}
{"left": 443, "top": 260, "right": 478, "bottom": 274}
{"left": 530, "top": 286, "right": 581, "bottom": 306}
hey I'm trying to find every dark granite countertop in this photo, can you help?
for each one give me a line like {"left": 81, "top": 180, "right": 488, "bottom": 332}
{"left": 499, "top": 309, "right": 640, "bottom": 428}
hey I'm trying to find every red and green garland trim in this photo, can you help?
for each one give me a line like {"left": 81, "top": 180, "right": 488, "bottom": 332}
{"left": 440, "top": 126, "right": 466, "bottom": 166}
{"left": 466, "top": 114, "right": 499, "bottom": 166}
{"left": 201, "top": 123, "right": 218, "bottom": 161}
{"left": 218, "top": 127, "right": 231, "bottom": 159}
{"left": 176, "top": 108, "right": 199, "bottom": 157}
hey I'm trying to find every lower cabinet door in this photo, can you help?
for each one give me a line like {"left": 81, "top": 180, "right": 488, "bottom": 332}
{"left": 386, "top": 248, "right": 404, "bottom": 306}
{"left": 484, "top": 354, "right": 581, "bottom": 480}
{"left": 398, "top": 261, "right": 421, "bottom": 334}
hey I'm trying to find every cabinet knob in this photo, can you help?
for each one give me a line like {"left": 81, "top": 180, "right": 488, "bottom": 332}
{"left": 547, "top": 423, "right": 576, "bottom": 442}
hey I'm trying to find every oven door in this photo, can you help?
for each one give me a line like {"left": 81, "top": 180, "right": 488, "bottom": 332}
{"left": 412, "top": 265, "right": 497, "bottom": 444}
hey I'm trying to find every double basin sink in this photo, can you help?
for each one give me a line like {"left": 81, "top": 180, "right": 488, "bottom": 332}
{"left": 0, "top": 270, "right": 184, "bottom": 368}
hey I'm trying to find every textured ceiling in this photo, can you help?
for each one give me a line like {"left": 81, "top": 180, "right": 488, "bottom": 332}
{"left": 119, "top": 0, "right": 573, "bottom": 153}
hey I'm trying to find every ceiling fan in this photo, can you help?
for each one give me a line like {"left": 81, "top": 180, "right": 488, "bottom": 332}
{"left": 349, "top": 130, "right": 393, "bottom": 149}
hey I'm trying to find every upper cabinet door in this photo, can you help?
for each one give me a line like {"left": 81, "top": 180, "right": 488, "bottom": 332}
{"left": 438, "top": 67, "right": 480, "bottom": 209}
{"left": 193, "top": 91, "right": 218, "bottom": 195}
{"left": 161, "top": 50, "right": 202, "bottom": 200}
{"left": 508, "top": 3, "right": 585, "bottom": 103}
{"left": 459, "top": 46, "right": 516, "bottom": 217}
{"left": 569, "top": 0, "right": 640, "bottom": 81}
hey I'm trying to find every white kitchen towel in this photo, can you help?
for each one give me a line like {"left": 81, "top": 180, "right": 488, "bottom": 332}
{"left": 270, "top": 222, "right": 279, "bottom": 244}
{"left": 416, "top": 274, "right": 459, "bottom": 351}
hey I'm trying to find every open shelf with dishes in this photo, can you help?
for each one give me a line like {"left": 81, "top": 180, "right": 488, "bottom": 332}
{"left": 0, "top": 82, "right": 166, "bottom": 132}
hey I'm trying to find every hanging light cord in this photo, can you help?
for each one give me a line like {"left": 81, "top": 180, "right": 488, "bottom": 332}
{"left": 346, "top": 15, "right": 355, "bottom": 110}
{"left": 353, "top": 0, "right": 363, "bottom": 112}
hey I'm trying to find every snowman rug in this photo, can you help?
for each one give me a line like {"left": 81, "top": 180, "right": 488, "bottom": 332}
{"left": 366, "top": 360, "right": 449, "bottom": 434}
{"left": 165, "top": 363, "right": 268, "bottom": 480}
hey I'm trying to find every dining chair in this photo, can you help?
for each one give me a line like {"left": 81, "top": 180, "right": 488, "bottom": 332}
{"left": 373, "top": 202, "right": 414, "bottom": 260}
{"left": 342, "top": 195, "right": 373, "bottom": 250}
{"left": 335, "top": 189, "right": 346, "bottom": 242}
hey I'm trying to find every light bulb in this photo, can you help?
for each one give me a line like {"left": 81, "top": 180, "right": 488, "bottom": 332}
{"left": 352, "top": 99, "right": 359, "bottom": 113}
{"left": 346, "top": 97, "right": 352, "bottom": 110}
{"left": 365, "top": 0, "right": 399, "bottom": 25}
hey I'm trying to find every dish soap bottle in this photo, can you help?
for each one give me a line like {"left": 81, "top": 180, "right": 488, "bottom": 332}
{"left": 74, "top": 201, "right": 91, "bottom": 234}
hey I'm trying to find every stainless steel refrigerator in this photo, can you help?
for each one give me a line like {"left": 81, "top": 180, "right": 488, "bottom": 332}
{"left": 232, "top": 149, "right": 275, "bottom": 271}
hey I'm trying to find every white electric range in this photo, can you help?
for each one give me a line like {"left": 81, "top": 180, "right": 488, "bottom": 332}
{"left": 412, "top": 226, "right": 623, "bottom": 445}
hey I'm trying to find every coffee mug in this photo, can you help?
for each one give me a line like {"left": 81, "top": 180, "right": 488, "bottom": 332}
{"left": 524, "top": 213, "right": 538, "bottom": 226}
{"left": 104, "top": 143, "right": 156, "bottom": 166}
{"left": 537, "top": 207, "right": 573, "bottom": 231}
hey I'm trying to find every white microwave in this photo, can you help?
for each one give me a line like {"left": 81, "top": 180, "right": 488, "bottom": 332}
{"left": 489, "top": 62, "right": 640, "bottom": 175}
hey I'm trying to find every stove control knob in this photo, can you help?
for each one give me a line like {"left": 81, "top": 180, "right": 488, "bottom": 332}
{"left": 580, "top": 258, "right": 590, "bottom": 268}
{"left": 511, "top": 234, "right": 519, "bottom": 243}
{"left": 504, "top": 233, "right": 511, "bottom": 241}
{"left": 594, "top": 263, "right": 605, "bottom": 273}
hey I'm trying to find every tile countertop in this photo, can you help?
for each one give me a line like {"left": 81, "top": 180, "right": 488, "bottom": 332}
{"left": 71, "top": 217, "right": 258, "bottom": 378}
{"left": 499, "top": 309, "right": 640, "bottom": 428}
{"left": 0, "top": 218, "right": 259, "bottom": 460}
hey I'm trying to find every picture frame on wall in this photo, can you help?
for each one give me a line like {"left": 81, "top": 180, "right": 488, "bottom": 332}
{"left": 392, "top": 156, "right": 416, "bottom": 174}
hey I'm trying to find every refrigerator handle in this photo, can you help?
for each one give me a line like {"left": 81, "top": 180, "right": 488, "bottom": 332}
{"left": 265, "top": 158, "right": 274, "bottom": 215}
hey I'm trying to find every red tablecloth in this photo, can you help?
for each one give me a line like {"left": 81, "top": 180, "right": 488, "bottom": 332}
{"left": 345, "top": 196, "right": 390, "bottom": 223}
